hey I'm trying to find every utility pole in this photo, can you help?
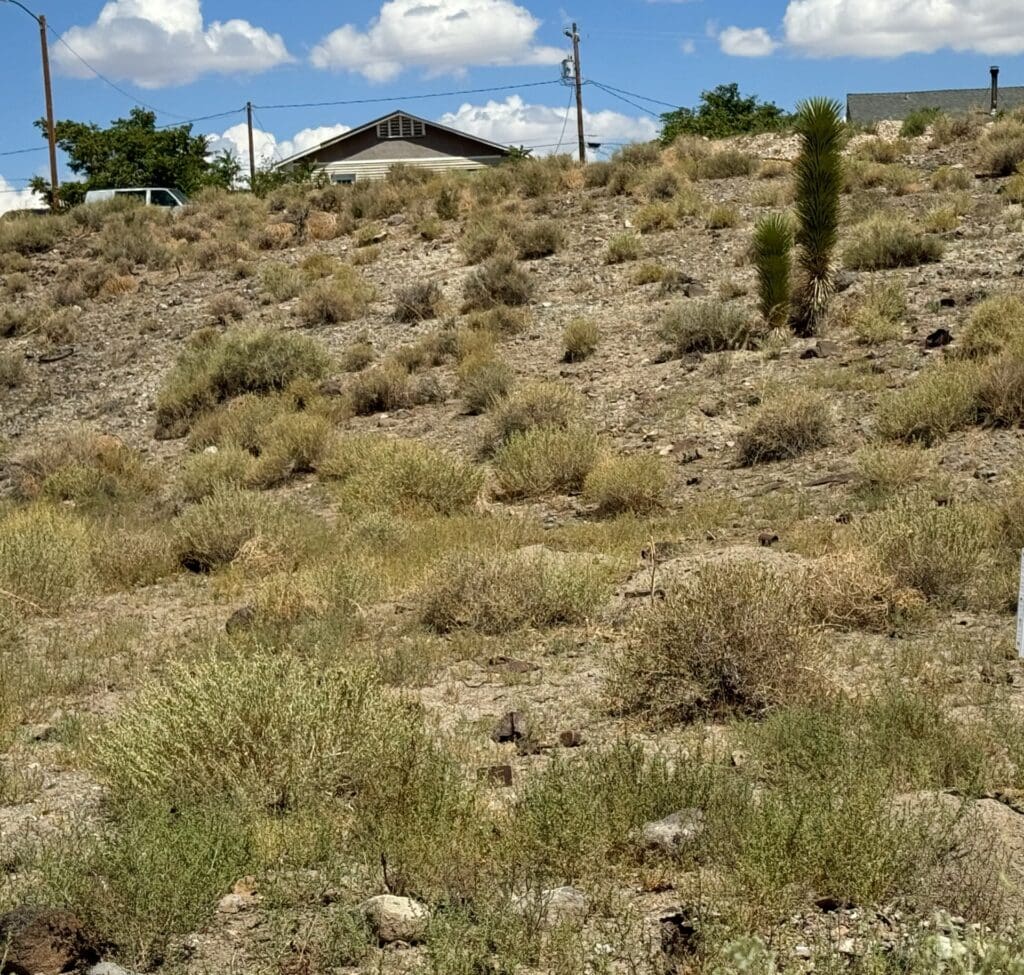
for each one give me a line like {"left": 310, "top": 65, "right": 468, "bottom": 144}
{"left": 246, "top": 101, "right": 256, "bottom": 187}
{"left": 566, "top": 22, "right": 586, "bottom": 164}
{"left": 2, "top": 1, "right": 59, "bottom": 209}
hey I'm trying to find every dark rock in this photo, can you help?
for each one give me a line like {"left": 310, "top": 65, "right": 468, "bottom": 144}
{"left": 683, "top": 281, "right": 707, "bottom": 298}
{"left": 491, "top": 711, "right": 528, "bottom": 744}
{"left": 815, "top": 895, "right": 854, "bottom": 913}
{"left": 659, "top": 910, "right": 700, "bottom": 960}
{"left": 758, "top": 531, "right": 779, "bottom": 547}
{"left": 477, "top": 764, "right": 513, "bottom": 786}
{"left": 924, "top": 327, "right": 953, "bottom": 349}
{"left": 800, "top": 339, "right": 840, "bottom": 360}
{"left": 558, "top": 730, "right": 584, "bottom": 748}
{"left": 225, "top": 606, "right": 257, "bottom": 635}
{"left": 939, "top": 296, "right": 957, "bottom": 308}
{"left": 658, "top": 271, "right": 696, "bottom": 295}
{"left": 0, "top": 908, "right": 100, "bottom": 975}
{"left": 685, "top": 476, "right": 701, "bottom": 486}
{"left": 834, "top": 270, "right": 858, "bottom": 293}
{"left": 835, "top": 512, "right": 853, "bottom": 525}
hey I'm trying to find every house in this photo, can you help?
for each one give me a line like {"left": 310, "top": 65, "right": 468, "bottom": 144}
{"left": 274, "top": 109, "right": 511, "bottom": 182}
{"left": 847, "top": 68, "right": 1024, "bottom": 123}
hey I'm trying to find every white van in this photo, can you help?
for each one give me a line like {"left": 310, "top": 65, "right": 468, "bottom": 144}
{"left": 83, "top": 187, "right": 189, "bottom": 207}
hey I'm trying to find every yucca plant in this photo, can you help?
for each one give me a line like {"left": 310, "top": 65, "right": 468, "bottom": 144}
{"left": 792, "top": 97, "right": 844, "bottom": 336}
{"left": 752, "top": 213, "right": 793, "bottom": 328}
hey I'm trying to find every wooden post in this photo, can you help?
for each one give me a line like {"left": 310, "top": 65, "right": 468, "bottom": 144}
{"left": 246, "top": 101, "right": 256, "bottom": 187}
{"left": 38, "top": 13, "right": 59, "bottom": 210}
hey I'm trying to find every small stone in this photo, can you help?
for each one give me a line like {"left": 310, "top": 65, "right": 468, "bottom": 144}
{"left": 217, "top": 893, "right": 252, "bottom": 914}
{"left": 657, "top": 445, "right": 674, "bottom": 456}
{"left": 683, "top": 281, "right": 707, "bottom": 298}
{"left": 638, "top": 809, "right": 705, "bottom": 853}
{"left": 838, "top": 938, "right": 858, "bottom": 956}
{"left": 939, "top": 296, "right": 957, "bottom": 308}
{"left": 360, "top": 894, "right": 430, "bottom": 945}
{"left": 794, "top": 945, "right": 812, "bottom": 959}
{"left": 559, "top": 729, "right": 584, "bottom": 748}
{"left": 491, "top": 710, "right": 528, "bottom": 744}
{"left": 477, "top": 764, "right": 513, "bottom": 786}
{"left": 88, "top": 963, "right": 138, "bottom": 975}
{"left": 203, "top": 444, "right": 218, "bottom": 454}
{"left": 730, "top": 750, "right": 749, "bottom": 768}
{"left": 511, "top": 886, "right": 587, "bottom": 924}
{"left": 925, "top": 327, "right": 953, "bottom": 348}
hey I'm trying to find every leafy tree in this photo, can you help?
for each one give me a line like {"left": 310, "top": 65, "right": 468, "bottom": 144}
{"left": 791, "top": 98, "right": 845, "bottom": 336}
{"left": 659, "top": 84, "right": 790, "bottom": 144}
{"left": 30, "top": 108, "right": 233, "bottom": 206}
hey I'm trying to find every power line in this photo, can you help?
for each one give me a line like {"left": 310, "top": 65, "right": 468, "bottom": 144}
{"left": 588, "top": 80, "right": 663, "bottom": 119}
{"left": 253, "top": 79, "right": 561, "bottom": 111}
{"left": 156, "top": 108, "right": 246, "bottom": 130}
{"left": 553, "top": 85, "right": 575, "bottom": 155}
{"left": 588, "top": 80, "right": 679, "bottom": 110}
{"left": 0, "top": 146, "right": 47, "bottom": 157}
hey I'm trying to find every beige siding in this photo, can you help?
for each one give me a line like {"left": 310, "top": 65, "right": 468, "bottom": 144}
{"left": 317, "top": 155, "right": 504, "bottom": 181}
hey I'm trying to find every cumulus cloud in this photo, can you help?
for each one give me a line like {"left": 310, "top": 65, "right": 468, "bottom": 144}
{"left": 55, "top": 0, "right": 292, "bottom": 88}
{"left": 206, "top": 123, "right": 351, "bottom": 171}
{"left": 785, "top": 0, "right": 1024, "bottom": 57}
{"left": 438, "top": 96, "right": 659, "bottom": 155}
{"left": 310, "top": 0, "right": 563, "bottom": 81}
{"left": 0, "top": 177, "right": 43, "bottom": 216}
{"left": 718, "top": 26, "right": 779, "bottom": 57}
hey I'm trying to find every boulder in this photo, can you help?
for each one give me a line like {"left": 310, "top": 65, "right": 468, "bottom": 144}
{"left": 360, "top": 894, "right": 430, "bottom": 944}
{"left": 638, "top": 809, "right": 705, "bottom": 853}
{"left": 511, "top": 886, "right": 588, "bottom": 925}
{"left": 0, "top": 908, "right": 99, "bottom": 975}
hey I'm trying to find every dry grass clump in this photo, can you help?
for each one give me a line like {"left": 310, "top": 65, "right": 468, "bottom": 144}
{"left": 0, "top": 214, "right": 62, "bottom": 255}
{"left": 705, "top": 204, "right": 740, "bottom": 229}
{"left": 857, "top": 138, "right": 908, "bottom": 163}
{"left": 643, "top": 166, "right": 681, "bottom": 200}
{"left": 457, "top": 352, "right": 513, "bottom": 414}
{"left": 320, "top": 435, "right": 483, "bottom": 514}
{"left": 607, "top": 561, "right": 821, "bottom": 724}
{"left": 514, "top": 220, "right": 563, "bottom": 259}
{"left": 845, "top": 280, "right": 906, "bottom": 344}
{"left": 978, "top": 117, "right": 1024, "bottom": 176}
{"left": 737, "top": 391, "right": 832, "bottom": 465}
{"left": 96, "top": 209, "right": 171, "bottom": 268}
{"left": 177, "top": 447, "right": 258, "bottom": 503}
{"left": 155, "top": 328, "right": 330, "bottom": 438}
{"left": 393, "top": 279, "right": 444, "bottom": 322}
{"left": 463, "top": 256, "right": 534, "bottom": 310}
{"left": 493, "top": 424, "right": 601, "bottom": 497}
{"left": 485, "top": 382, "right": 585, "bottom": 450}
{"left": 854, "top": 444, "right": 935, "bottom": 505}
{"left": 13, "top": 430, "right": 160, "bottom": 506}
{"left": 562, "top": 317, "right": 600, "bottom": 362}
{"left": 923, "top": 205, "right": 959, "bottom": 234}
{"left": 464, "top": 304, "right": 530, "bottom": 337}
{"left": 171, "top": 487, "right": 314, "bottom": 573}
{"left": 931, "top": 165, "right": 972, "bottom": 191}
{"left": 976, "top": 354, "right": 1024, "bottom": 427}
{"left": 636, "top": 203, "right": 676, "bottom": 234}
{"left": 960, "top": 294, "right": 1024, "bottom": 358}
{"left": 631, "top": 262, "right": 666, "bottom": 285}
{"left": 346, "top": 362, "right": 444, "bottom": 416}
{"left": 297, "top": 267, "right": 374, "bottom": 325}
{"left": 605, "top": 233, "right": 642, "bottom": 264}
{"left": 874, "top": 360, "right": 981, "bottom": 444}
{"left": 693, "top": 149, "right": 755, "bottom": 180}
{"left": 659, "top": 300, "right": 762, "bottom": 355}
{"left": 0, "top": 350, "right": 26, "bottom": 389}
{"left": 0, "top": 505, "right": 94, "bottom": 616}
{"left": 843, "top": 215, "right": 943, "bottom": 270}
{"left": 930, "top": 113, "right": 982, "bottom": 146}
{"left": 861, "top": 499, "right": 991, "bottom": 607}
{"left": 459, "top": 211, "right": 515, "bottom": 264}
{"left": 582, "top": 453, "right": 670, "bottom": 515}
{"left": 3, "top": 271, "right": 29, "bottom": 294}
{"left": 420, "top": 549, "right": 609, "bottom": 634}
{"left": 340, "top": 337, "right": 375, "bottom": 372}
{"left": 260, "top": 263, "right": 304, "bottom": 302}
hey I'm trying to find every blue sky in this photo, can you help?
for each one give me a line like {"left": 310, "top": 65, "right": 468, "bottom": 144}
{"left": 1, "top": 0, "right": 1022, "bottom": 209}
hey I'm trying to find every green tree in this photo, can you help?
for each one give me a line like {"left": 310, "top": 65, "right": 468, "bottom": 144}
{"left": 30, "top": 108, "right": 231, "bottom": 206}
{"left": 659, "top": 84, "right": 790, "bottom": 144}
{"left": 791, "top": 97, "right": 845, "bottom": 336}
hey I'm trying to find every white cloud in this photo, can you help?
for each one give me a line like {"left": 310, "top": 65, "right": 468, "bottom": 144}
{"left": 0, "top": 177, "right": 43, "bottom": 216}
{"left": 310, "top": 0, "right": 563, "bottom": 81}
{"left": 784, "top": 0, "right": 1024, "bottom": 56}
{"left": 438, "top": 95, "right": 659, "bottom": 155}
{"left": 55, "top": 0, "right": 292, "bottom": 88}
{"left": 719, "top": 26, "right": 779, "bottom": 57}
{"left": 680, "top": 39, "right": 697, "bottom": 55}
{"left": 206, "top": 123, "right": 351, "bottom": 171}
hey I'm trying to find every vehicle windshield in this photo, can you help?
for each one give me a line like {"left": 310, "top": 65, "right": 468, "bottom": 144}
{"left": 149, "top": 189, "right": 183, "bottom": 207}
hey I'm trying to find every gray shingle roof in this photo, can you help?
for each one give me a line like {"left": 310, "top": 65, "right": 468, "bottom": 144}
{"left": 847, "top": 87, "right": 1024, "bottom": 122}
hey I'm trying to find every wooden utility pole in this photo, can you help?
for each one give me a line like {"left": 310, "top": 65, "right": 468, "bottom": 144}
{"left": 38, "top": 14, "right": 59, "bottom": 211}
{"left": 246, "top": 101, "right": 256, "bottom": 187}
{"left": 569, "top": 23, "right": 585, "bottom": 163}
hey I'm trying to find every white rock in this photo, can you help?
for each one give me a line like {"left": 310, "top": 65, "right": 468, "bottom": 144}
{"left": 88, "top": 964, "right": 138, "bottom": 975}
{"left": 512, "top": 886, "right": 588, "bottom": 924}
{"left": 360, "top": 894, "right": 430, "bottom": 944}
{"left": 638, "top": 809, "right": 705, "bottom": 853}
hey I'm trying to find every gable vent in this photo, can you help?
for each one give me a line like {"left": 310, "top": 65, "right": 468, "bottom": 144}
{"left": 377, "top": 114, "right": 425, "bottom": 139}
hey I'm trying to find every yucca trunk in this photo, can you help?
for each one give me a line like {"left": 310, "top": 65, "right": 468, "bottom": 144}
{"left": 792, "top": 98, "right": 844, "bottom": 336}
{"left": 752, "top": 213, "right": 793, "bottom": 329}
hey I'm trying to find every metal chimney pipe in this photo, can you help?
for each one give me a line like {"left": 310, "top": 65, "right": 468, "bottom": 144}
{"left": 991, "top": 66, "right": 1000, "bottom": 115}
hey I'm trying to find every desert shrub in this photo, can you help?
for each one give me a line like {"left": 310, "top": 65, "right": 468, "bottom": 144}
{"left": 420, "top": 550, "right": 609, "bottom": 634}
{"left": 97, "top": 209, "right": 170, "bottom": 268}
{"left": 752, "top": 213, "right": 793, "bottom": 328}
{"left": 862, "top": 499, "right": 990, "bottom": 606}
{"left": 854, "top": 444, "right": 934, "bottom": 505}
{"left": 297, "top": 267, "right": 373, "bottom": 325}
{"left": 644, "top": 167, "right": 680, "bottom": 200}
{"left": 562, "top": 317, "right": 600, "bottom": 362}
{"left": 341, "top": 338, "right": 375, "bottom": 372}
{"left": 631, "top": 262, "right": 666, "bottom": 285}
{"left": 875, "top": 360, "right": 982, "bottom": 444}
{"left": 805, "top": 551, "right": 924, "bottom": 631}
{"left": 208, "top": 293, "right": 246, "bottom": 324}
{"left": 0, "top": 305, "right": 33, "bottom": 337}
{"left": 486, "top": 382, "right": 585, "bottom": 449}
{"left": 13, "top": 431, "right": 160, "bottom": 506}
{"left": 960, "top": 294, "right": 1024, "bottom": 357}
{"left": 978, "top": 118, "right": 1024, "bottom": 176}
{"left": 188, "top": 393, "right": 285, "bottom": 453}
{"left": 155, "top": 328, "right": 330, "bottom": 438}
{"left": 260, "top": 263, "right": 304, "bottom": 302}
{"left": 300, "top": 253, "right": 338, "bottom": 279}
{"left": 0, "top": 505, "right": 94, "bottom": 616}
{"left": 177, "top": 447, "right": 258, "bottom": 502}
{"left": 463, "top": 256, "right": 534, "bottom": 310}
{"left": 93, "top": 527, "right": 176, "bottom": 591}
{"left": 349, "top": 244, "right": 380, "bottom": 266}
{"left": 931, "top": 165, "right": 972, "bottom": 191}
{"left": 737, "top": 391, "right": 832, "bottom": 464}
{"left": 393, "top": 279, "right": 444, "bottom": 322}
{"left": 459, "top": 212, "right": 514, "bottom": 264}
{"left": 3, "top": 271, "right": 29, "bottom": 295}
{"left": 659, "top": 300, "right": 762, "bottom": 355}
{"left": 705, "top": 204, "right": 740, "bottom": 229}
{"left": 636, "top": 202, "right": 676, "bottom": 234}
{"left": 346, "top": 363, "right": 443, "bottom": 416}
{"left": 695, "top": 150, "right": 754, "bottom": 180}
{"left": 843, "top": 215, "right": 943, "bottom": 270}
{"left": 514, "top": 220, "right": 563, "bottom": 259}
{"left": 900, "top": 107, "right": 941, "bottom": 138}
{"left": 320, "top": 435, "right": 483, "bottom": 515}
{"left": 0, "top": 350, "right": 26, "bottom": 389}
{"left": 604, "top": 233, "right": 642, "bottom": 264}
{"left": 923, "top": 205, "right": 959, "bottom": 234}
{"left": 249, "top": 411, "right": 335, "bottom": 484}
{"left": 493, "top": 424, "right": 601, "bottom": 497}
{"left": 171, "top": 488, "right": 312, "bottom": 572}
{"left": 857, "top": 138, "right": 908, "bottom": 163}
{"left": 457, "top": 353, "right": 513, "bottom": 414}
{"left": 976, "top": 354, "right": 1024, "bottom": 427}
{"left": 847, "top": 279, "right": 906, "bottom": 344}
{"left": 582, "top": 453, "right": 669, "bottom": 515}
{"left": 435, "top": 183, "right": 461, "bottom": 220}
{"left": 464, "top": 304, "right": 530, "bottom": 336}
{"left": 0, "top": 214, "right": 62, "bottom": 255}
{"left": 931, "top": 113, "right": 982, "bottom": 146}
{"left": 607, "top": 561, "right": 820, "bottom": 724}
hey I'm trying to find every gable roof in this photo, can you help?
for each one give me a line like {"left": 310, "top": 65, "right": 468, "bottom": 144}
{"left": 275, "top": 109, "right": 511, "bottom": 168}
{"left": 847, "top": 86, "right": 1024, "bottom": 122}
